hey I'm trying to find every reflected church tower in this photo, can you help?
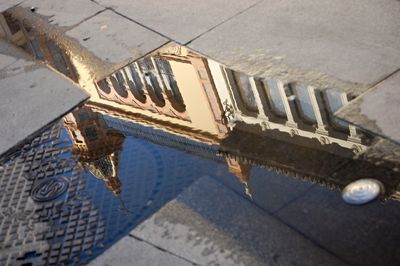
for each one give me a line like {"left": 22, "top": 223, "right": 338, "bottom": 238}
{"left": 64, "top": 107, "right": 125, "bottom": 195}
{"left": 225, "top": 156, "right": 253, "bottom": 198}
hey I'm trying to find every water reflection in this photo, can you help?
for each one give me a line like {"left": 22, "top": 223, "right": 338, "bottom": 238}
{"left": 64, "top": 107, "right": 125, "bottom": 196}
{"left": 5, "top": 33, "right": 400, "bottom": 198}
{"left": 1, "top": 31, "right": 400, "bottom": 264}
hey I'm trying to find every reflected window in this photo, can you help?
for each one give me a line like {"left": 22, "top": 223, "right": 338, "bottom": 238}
{"left": 29, "top": 39, "right": 45, "bottom": 61}
{"left": 77, "top": 111, "right": 90, "bottom": 122}
{"left": 294, "top": 85, "right": 317, "bottom": 123}
{"left": 233, "top": 73, "right": 258, "bottom": 113}
{"left": 265, "top": 80, "right": 286, "bottom": 116}
{"left": 138, "top": 58, "right": 165, "bottom": 105}
{"left": 111, "top": 73, "right": 128, "bottom": 98}
{"left": 324, "top": 89, "right": 349, "bottom": 128}
{"left": 126, "top": 64, "right": 145, "bottom": 97}
{"left": 84, "top": 127, "right": 97, "bottom": 141}
{"left": 97, "top": 79, "right": 111, "bottom": 94}
{"left": 47, "top": 41, "right": 70, "bottom": 77}
{"left": 155, "top": 58, "right": 184, "bottom": 106}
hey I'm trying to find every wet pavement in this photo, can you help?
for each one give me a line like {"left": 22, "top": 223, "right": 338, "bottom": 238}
{"left": 1, "top": 18, "right": 400, "bottom": 266}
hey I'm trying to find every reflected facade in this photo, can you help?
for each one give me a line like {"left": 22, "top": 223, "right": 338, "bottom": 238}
{"left": 0, "top": 25, "right": 400, "bottom": 264}
{"left": 2, "top": 26, "right": 395, "bottom": 199}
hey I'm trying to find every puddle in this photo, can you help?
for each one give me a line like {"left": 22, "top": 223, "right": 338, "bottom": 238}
{"left": 1, "top": 26, "right": 400, "bottom": 265}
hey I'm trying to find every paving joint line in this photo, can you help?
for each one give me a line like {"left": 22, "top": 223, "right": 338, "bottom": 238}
{"left": 270, "top": 184, "right": 315, "bottom": 215}
{"left": 207, "top": 174, "right": 351, "bottom": 265}
{"left": 89, "top": 0, "right": 174, "bottom": 42}
{"left": 68, "top": 7, "right": 108, "bottom": 30}
{"left": 128, "top": 234, "right": 200, "bottom": 266}
{"left": 370, "top": 68, "right": 400, "bottom": 89}
{"left": 185, "top": 0, "right": 265, "bottom": 46}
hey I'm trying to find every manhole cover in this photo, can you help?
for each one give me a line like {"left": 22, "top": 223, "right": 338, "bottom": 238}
{"left": 31, "top": 176, "right": 69, "bottom": 202}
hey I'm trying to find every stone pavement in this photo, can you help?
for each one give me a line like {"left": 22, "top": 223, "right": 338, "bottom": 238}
{"left": 0, "top": 39, "right": 88, "bottom": 158}
{"left": 336, "top": 71, "right": 400, "bottom": 145}
{"left": 5, "top": 0, "right": 399, "bottom": 90}
{"left": 1, "top": 0, "right": 399, "bottom": 152}
{"left": 91, "top": 176, "right": 344, "bottom": 266}
{"left": 90, "top": 173, "right": 400, "bottom": 266}
{"left": 0, "top": 2, "right": 399, "bottom": 264}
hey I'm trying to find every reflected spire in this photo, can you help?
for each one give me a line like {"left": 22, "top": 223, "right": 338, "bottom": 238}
{"left": 64, "top": 107, "right": 125, "bottom": 196}
{"left": 225, "top": 156, "right": 253, "bottom": 198}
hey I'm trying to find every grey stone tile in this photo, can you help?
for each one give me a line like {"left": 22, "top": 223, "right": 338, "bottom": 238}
{"left": 0, "top": 54, "right": 17, "bottom": 69}
{"left": 89, "top": 236, "right": 192, "bottom": 266}
{"left": 189, "top": 0, "right": 400, "bottom": 94}
{"left": 215, "top": 165, "right": 313, "bottom": 213}
{"left": 0, "top": 0, "right": 23, "bottom": 12}
{"left": 0, "top": 40, "right": 88, "bottom": 157}
{"left": 276, "top": 185, "right": 400, "bottom": 266}
{"left": 336, "top": 71, "right": 400, "bottom": 144}
{"left": 66, "top": 9, "right": 167, "bottom": 66}
{"left": 94, "top": 0, "right": 260, "bottom": 44}
{"left": 20, "top": 0, "right": 104, "bottom": 28}
{"left": 131, "top": 176, "right": 344, "bottom": 266}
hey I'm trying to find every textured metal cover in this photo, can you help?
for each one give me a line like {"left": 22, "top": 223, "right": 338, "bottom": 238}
{"left": 0, "top": 110, "right": 221, "bottom": 265}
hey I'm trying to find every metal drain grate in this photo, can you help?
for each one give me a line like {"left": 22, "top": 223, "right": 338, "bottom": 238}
{"left": 0, "top": 123, "right": 104, "bottom": 265}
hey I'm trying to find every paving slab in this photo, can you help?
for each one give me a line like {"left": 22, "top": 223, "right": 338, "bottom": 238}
{"left": 336, "top": 71, "right": 400, "bottom": 144}
{"left": 89, "top": 236, "right": 192, "bottom": 266}
{"left": 189, "top": 0, "right": 400, "bottom": 94}
{"left": 276, "top": 185, "right": 400, "bottom": 266}
{"left": 7, "top": 6, "right": 168, "bottom": 80}
{"left": 66, "top": 9, "right": 168, "bottom": 75}
{"left": 20, "top": 0, "right": 104, "bottom": 28}
{"left": 0, "top": 0, "right": 23, "bottom": 12}
{"left": 94, "top": 0, "right": 260, "bottom": 44}
{"left": 214, "top": 165, "right": 313, "bottom": 213}
{"left": 0, "top": 54, "right": 18, "bottom": 69}
{"left": 0, "top": 40, "right": 88, "bottom": 157}
{"left": 359, "top": 137, "right": 400, "bottom": 172}
{"left": 131, "top": 176, "right": 344, "bottom": 266}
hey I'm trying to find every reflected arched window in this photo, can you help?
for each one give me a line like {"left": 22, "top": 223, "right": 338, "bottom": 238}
{"left": 324, "top": 89, "right": 348, "bottom": 129}
{"left": 293, "top": 84, "right": 317, "bottom": 123}
{"left": 126, "top": 64, "right": 146, "bottom": 102}
{"left": 138, "top": 58, "right": 165, "bottom": 106}
{"left": 97, "top": 79, "right": 111, "bottom": 94}
{"left": 47, "top": 40, "right": 70, "bottom": 77}
{"left": 155, "top": 58, "right": 185, "bottom": 107}
{"left": 264, "top": 80, "right": 286, "bottom": 116}
{"left": 233, "top": 72, "right": 258, "bottom": 113}
{"left": 110, "top": 74, "right": 128, "bottom": 98}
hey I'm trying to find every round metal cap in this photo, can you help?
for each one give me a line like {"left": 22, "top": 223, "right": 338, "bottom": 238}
{"left": 342, "top": 179, "right": 384, "bottom": 205}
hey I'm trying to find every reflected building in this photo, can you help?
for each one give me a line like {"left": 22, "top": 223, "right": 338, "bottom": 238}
{"left": 0, "top": 12, "right": 79, "bottom": 82}
{"left": 65, "top": 43, "right": 400, "bottom": 199}
{"left": 64, "top": 107, "right": 125, "bottom": 196}
{"left": 4, "top": 23, "right": 398, "bottom": 201}
{"left": 90, "top": 44, "right": 228, "bottom": 141}
{"left": 210, "top": 62, "right": 366, "bottom": 152}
